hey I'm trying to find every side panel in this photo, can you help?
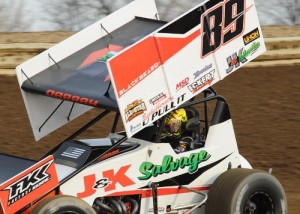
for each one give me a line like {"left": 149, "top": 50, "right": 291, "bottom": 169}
{"left": 60, "top": 141, "right": 151, "bottom": 205}
{"left": 108, "top": 36, "right": 173, "bottom": 136}
{"left": 107, "top": 0, "right": 266, "bottom": 138}
{"left": 211, "top": 0, "right": 266, "bottom": 78}
{"left": 60, "top": 120, "right": 241, "bottom": 211}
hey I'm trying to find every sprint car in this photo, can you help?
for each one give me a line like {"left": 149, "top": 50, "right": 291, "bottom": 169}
{"left": 0, "top": 88, "right": 287, "bottom": 214}
{"left": 0, "top": 0, "right": 287, "bottom": 213}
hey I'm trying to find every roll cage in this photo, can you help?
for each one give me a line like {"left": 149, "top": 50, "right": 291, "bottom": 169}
{"left": 40, "top": 87, "right": 229, "bottom": 176}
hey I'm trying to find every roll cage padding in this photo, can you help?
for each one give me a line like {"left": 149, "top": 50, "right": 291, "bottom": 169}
{"left": 211, "top": 100, "right": 231, "bottom": 126}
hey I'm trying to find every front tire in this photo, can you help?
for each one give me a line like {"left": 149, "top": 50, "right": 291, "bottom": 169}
{"left": 205, "top": 168, "right": 287, "bottom": 214}
{"left": 31, "top": 195, "right": 96, "bottom": 214}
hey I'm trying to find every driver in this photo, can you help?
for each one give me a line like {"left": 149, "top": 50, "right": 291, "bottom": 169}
{"left": 160, "top": 108, "right": 193, "bottom": 153}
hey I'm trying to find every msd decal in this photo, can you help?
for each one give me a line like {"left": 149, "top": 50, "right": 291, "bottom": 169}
{"left": 176, "top": 77, "right": 189, "bottom": 91}
{"left": 77, "top": 165, "right": 135, "bottom": 198}
{"left": 0, "top": 156, "right": 58, "bottom": 214}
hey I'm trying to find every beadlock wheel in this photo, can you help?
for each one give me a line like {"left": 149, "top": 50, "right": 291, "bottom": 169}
{"left": 205, "top": 168, "right": 287, "bottom": 214}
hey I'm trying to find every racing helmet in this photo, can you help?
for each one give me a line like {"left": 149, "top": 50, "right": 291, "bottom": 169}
{"left": 162, "top": 108, "right": 188, "bottom": 138}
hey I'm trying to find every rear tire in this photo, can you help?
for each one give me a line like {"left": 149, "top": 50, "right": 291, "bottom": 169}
{"left": 205, "top": 168, "right": 287, "bottom": 214}
{"left": 31, "top": 195, "right": 96, "bottom": 214}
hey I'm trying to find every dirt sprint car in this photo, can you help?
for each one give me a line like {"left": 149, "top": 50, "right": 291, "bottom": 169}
{"left": 0, "top": 0, "right": 287, "bottom": 213}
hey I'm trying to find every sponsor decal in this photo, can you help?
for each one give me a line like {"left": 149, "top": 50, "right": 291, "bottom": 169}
{"left": 226, "top": 49, "right": 246, "bottom": 73}
{"left": 187, "top": 70, "right": 215, "bottom": 94}
{"left": 142, "top": 94, "right": 186, "bottom": 125}
{"left": 78, "top": 165, "right": 135, "bottom": 198}
{"left": 119, "top": 62, "right": 160, "bottom": 97}
{"left": 3, "top": 159, "right": 54, "bottom": 206}
{"left": 239, "top": 42, "right": 260, "bottom": 62}
{"left": 0, "top": 156, "right": 58, "bottom": 214}
{"left": 98, "top": 51, "right": 117, "bottom": 62}
{"left": 138, "top": 150, "right": 211, "bottom": 180}
{"left": 130, "top": 123, "right": 142, "bottom": 132}
{"left": 108, "top": 37, "right": 161, "bottom": 98}
{"left": 46, "top": 89, "right": 99, "bottom": 107}
{"left": 149, "top": 93, "right": 167, "bottom": 105}
{"left": 143, "top": 96, "right": 174, "bottom": 122}
{"left": 80, "top": 45, "right": 123, "bottom": 67}
{"left": 61, "top": 146, "right": 86, "bottom": 159}
{"left": 124, "top": 100, "right": 147, "bottom": 122}
{"left": 93, "top": 178, "right": 112, "bottom": 189}
{"left": 226, "top": 42, "right": 260, "bottom": 73}
{"left": 193, "top": 63, "right": 213, "bottom": 79}
{"left": 99, "top": 149, "right": 120, "bottom": 160}
{"left": 243, "top": 27, "right": 260, "bottom": 45}
{"left": 176, "top": 77, "right": 189, "bottom": 91}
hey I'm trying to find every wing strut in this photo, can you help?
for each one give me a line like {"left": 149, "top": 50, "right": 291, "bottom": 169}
{"left": 67, "top": 103, "right": 75, "bottom": 121}
{"left": 101, "top": 23, "right": 113, "bottom": 39}
{"left": 48, "top": 53, "right": 61, "bottom": 69}
{"left": 112, "top": 112, "right": 120, "bottom": 133}
{"left": 39, "top": 100, "right": 64, "bottom": 132}
{"left": 104, "top": 81, "right": 112, "bottom": 97}
{"left": 21, "top": 69, "right": 34, "bottom": 85}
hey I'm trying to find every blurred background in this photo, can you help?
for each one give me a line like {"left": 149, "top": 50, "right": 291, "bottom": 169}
{"left": 0, "top": 0, "right": 299, "bottom": 213}
{"left": 0, "top": 0, "right": 299, "bottom": 32}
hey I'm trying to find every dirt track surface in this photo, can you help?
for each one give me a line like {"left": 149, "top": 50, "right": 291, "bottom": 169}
{"left": 0, "top": 65, "right": 299, "bottom": 213}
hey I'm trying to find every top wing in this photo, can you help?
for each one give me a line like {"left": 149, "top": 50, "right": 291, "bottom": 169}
{"left": 21, "top": 17, "right": 166, "bottom": 110}
{"left": 16, "top": 0, "right": 162, "bottom": 141}
{"left": 107, "top": 0, "right": 266, "bottom": 137}
{"left": 16, "top": 0, "right": 265, "bottom": 141}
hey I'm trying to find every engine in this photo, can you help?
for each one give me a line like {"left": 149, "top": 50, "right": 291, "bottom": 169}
{"left": 93, "top": 196, "right": 139, "bottom": 214}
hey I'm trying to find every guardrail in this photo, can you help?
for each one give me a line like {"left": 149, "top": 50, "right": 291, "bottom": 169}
{"left": 0, "top": 37, "right": 299, "bottom": 75}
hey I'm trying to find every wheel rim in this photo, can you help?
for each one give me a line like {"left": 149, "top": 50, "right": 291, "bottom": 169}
{"left": 244, "top": 190, "right": 275, "bottom": 214}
